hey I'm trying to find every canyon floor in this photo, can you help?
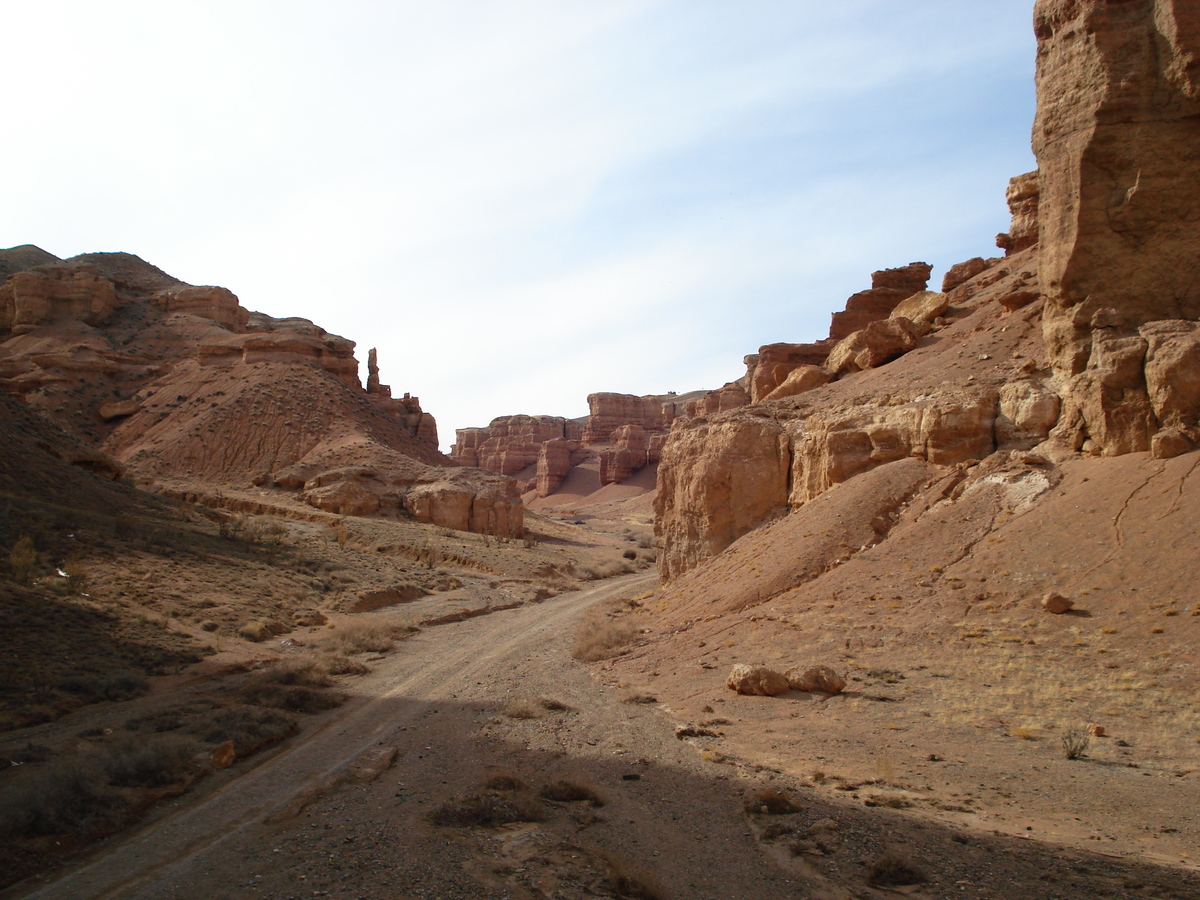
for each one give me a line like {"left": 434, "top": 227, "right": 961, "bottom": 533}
{"left": 1, "top": 482, "right": 1198, "bottom": 900}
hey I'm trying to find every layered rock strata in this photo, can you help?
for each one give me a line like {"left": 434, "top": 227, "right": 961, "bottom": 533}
{"left": 1034, "top": 0, "right": 1200, "bottom": 454}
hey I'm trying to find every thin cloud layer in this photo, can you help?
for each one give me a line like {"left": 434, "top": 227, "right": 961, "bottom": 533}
{"left": 1, "top": 1, "right": 1036, "bottom": 449}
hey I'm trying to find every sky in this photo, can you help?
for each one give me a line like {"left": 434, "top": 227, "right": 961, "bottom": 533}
{"left": 1, "top": 1, "right": 1038, "bottom": 452}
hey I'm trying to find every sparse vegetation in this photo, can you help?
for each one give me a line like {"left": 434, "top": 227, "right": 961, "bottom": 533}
{"left": 8, "top": 535, "right": 37, "bottom": 584}
{"left": 1061, "top": 727, "right": 1090, "bottom": 760}
{"left": 321, "top": 620, "right": 415, "bottom": 655}
{"left": 539, "top": 780, "right": 604, "bottom": 805}
{"left": 744, "top": 788, "right": 801, "bottom": 815}
{"left": 573, "top": 608, "right": 639, "bottom": 662}
{"left": 428, "top": 787, "right": 546, "bottom": 827}
{"left": 867, "top": 850, "right": 928, "bottom": 887}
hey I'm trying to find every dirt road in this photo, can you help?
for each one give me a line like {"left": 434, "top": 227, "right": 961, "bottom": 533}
{"left": 10, "top": 572, "right": 1200, "bottom": 900}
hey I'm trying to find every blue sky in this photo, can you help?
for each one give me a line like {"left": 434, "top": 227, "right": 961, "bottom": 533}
{"left": 1, "top": 1, "right": 1037, "bottom": 451}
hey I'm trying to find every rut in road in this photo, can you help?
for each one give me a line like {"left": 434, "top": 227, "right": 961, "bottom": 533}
{"left": 12, "top": 574, "right": 655, "bottom": 900}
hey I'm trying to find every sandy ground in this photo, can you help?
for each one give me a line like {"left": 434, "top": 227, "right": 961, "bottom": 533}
{"left": 5, "top": 569, "right": 1199, "bottom": 900}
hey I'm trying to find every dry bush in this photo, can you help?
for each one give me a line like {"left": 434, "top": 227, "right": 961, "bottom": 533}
{"left": 744, "top": 788, "right": 802, "bottom": 815}
{"left": 322, "top": 621, "right": 414, "bottom": 655}
{"left": 258, "top": 658, "right": 334, "bottom": 688}
{"left": 572, "top": 614, "right": 637, "bottom": 662}
{"left": 538, "top": 780, "right": 604, "bottom": 806}
{"left": 184, "top": 705, "right": 297, "bottom": 751}
{"left": 320, "top": 653, "right": 370, "bottom": 676}
{"left": 0, "top": 760, "right": 126, "bottom": 838}
{"left": 237, "top": 679, "right": 344, "bottom": 715}
{"left": 58, "top": 672, "right": 148, "bottom": 703}
{"left": 502, "top": 698, "right": 546, "bottom": 719}
{"left": 237, "top": 618, "right": 287, "bottom": 642}
{"left": 1061, "top": 727, "right": 1090, "bottom": 760}
{"left": 483, "top": 774, "right": 529, "bottom": 792}
{"left": 8, "top": 535, "right": 36, "bottom": 585}
{"left": 428, "top": 788, "right": 545, "bottom": 827}
{"left": 574, "top": 559, "right": 635, "bottom": 581}
{"left": 100, "top": 738, "right": 198, "bottom": 788}
{"left": 867, "top": 850, "right": 928, "bottom": 887}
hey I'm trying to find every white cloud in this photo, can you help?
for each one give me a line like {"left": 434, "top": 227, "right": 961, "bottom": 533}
{"left": 1, "top": 1, "right": 1036, "bottom": 451}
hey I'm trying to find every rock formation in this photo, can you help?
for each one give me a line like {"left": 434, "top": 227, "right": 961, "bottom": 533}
{"left": 0, "top": 246, "right": 517, "bottom": 538}
{"left": 582, "top": 393, "right": 668, "bottom": 444}
{"left": 1034, "top": 0, "right": 1200, "bottom": 455}
{"left": 452, "top": 415, "right": 582, "bottom": 475}
{"left": 652, "top": 1, "right": 1200, "bottom": 582}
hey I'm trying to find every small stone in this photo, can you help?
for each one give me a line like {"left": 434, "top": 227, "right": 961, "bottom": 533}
{"left": 1087, "top": 723, "right": 1106, "bottom": 737}
{"left": 1041, "top": 592, "right": 1073, "bottom": 615}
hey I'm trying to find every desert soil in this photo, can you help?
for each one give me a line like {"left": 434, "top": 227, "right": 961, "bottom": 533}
{"left": 5, "top": 566, "right": 1199, "bottom": 900}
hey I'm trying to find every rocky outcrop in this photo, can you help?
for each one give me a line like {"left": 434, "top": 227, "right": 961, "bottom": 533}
{"left": 153, "top": 286, "right": 249, "bottom": 332}
{"left": 941, "top": 258, "right": 989, "bottom": 293}
{"left": 655, "top": 416, "right": 791, "bottom": 581}
{"left": 746, "top": 343, "right": 831, "bottom": 403}
{"left": 198, "top": 327, "right": 361, "bottom": 389}
{"left": 0, "top": 266, "right": 121, "bottom": 335}
{"left": 762, "top": 365, "right": 832, "bottom": 402}
{"left": 789, "top": 390, "right": 1000, "bottom": 505}
{"left": 996, "top": 171, "right": 1039, "bottom": 255}
{"left": 451, "top": 415, "right": 581, "bottom": 475}
{"left": 582, "top": 393, "right": 665, "bottom": 444}
{"left": 536, "top": 438, "right": 573, "bottom": 497}
{"left": 824, "top": 317, "right": 920, "bottom": 377}
{"left": 828, "top": 262, "right": 932, "bottom": 343}
{"left": 890, "top": 291, "right": 950, "bottom": 335}
{"left": 1034, "top": 0, "right": 1200, "bottom": 454}
{"left": 599, "top": 424, "right": 648, "bottom": 485}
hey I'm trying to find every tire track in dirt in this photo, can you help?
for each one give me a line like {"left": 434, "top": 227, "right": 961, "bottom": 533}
{"left": 12, "top": 573, "right": 654, "bottom": 900}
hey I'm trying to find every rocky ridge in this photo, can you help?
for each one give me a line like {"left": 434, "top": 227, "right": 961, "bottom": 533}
{"left": 653, "top": 0, "right": 1200, "bottom": 582}
{"left": 0, "top": 248, "right": 523, "bottom": 537}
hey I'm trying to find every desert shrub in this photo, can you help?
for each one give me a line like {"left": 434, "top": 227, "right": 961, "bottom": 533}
{"left": 184, "top": 705, "right": 297, "bottom": 749}
{"left": 258, "top": 659, "right": 333, "bottom": 688}
{"left": 237, "top": 618, "right": 287, "bottom": 642}
{"left": 572, "top": 616, "right": 637, "bottom": 662}
{"left": 744, "top": 788, "right": 802, "bottom": 815}
{"left": 483, "top": 774, "right": 529, "bottom": 792}
{"left": 622, "top": 549, "right": 637, "bottom": 560}
{"left": 323, "top": 621, "right": 413, "bottom": 655}
{"left": 502, "top": 698, "right": 545, "bottom": 719}
{"left": 867, "top": 851, "right": 928, "bottom": 887}
{"left": 61, "top": 558, "right": 87, "bottom": 594}
{"left": 0, "top": 761, "right": 127, "bottom": 838}
{"left": 8, "top": 535, "right": 36, "bottom": 585}
{"left": 237, "top": 681, "right": 343, "bottom": 714}
{"left": 58, "top": 672, "right": 148, "bottom": 702}
{"left": 101, "top": 738, "right": 198, "bottom": 788}
{"left": 539, "top": 780, "right": 604, "bottom": 806}
{"left": 428, "top": 789, "right": 545, "bottom": 827}
{"left": 538, "top": 697, "right": 571, "bottom": 712}
{"left": 320, "top": 653, "right": 370, "bottom": 676}
{"left": 1061, "top": 727, "right": 1090, "bottom": 760}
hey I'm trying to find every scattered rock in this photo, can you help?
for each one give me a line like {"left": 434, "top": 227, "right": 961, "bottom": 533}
{"left": 1087, "top": 723, "right": 1106, "bottom": 738}
{"left": 726, "top": 664, "right": 790, "bottom": 696}
{"left": 785, "top": 665, "right": 846, "bottom": 695}
{"left": 1041, "top": 592, "right": 1073, "bottom": 615}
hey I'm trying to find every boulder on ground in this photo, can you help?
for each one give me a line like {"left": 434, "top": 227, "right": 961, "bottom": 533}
{"left": 1041, "top": 592, "right": 1073, "bottom": 615}
{"left": 726, "top": 664, "right": 789, "bottom": 696}
{"left": 785, "top": 665, "right": 846, "bottom": 695}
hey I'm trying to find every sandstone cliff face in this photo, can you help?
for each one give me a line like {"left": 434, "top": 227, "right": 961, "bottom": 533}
{"left": 582, "top": 393, "right": 667, "bottom": 443}
{"left": 653, "top": 2, "right": 1200, "bottom": 581}
{"left": 1034, "top": 0, "right": 1200, "bottom": 454}
{"left": 654, "top": 415, "right": 791, "bottom": 581}
{"left": 451, "top": 415, "right": 581, "bottom": 475}
{"left": 0, "top": 266, "right": 121, "bottom": 335}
